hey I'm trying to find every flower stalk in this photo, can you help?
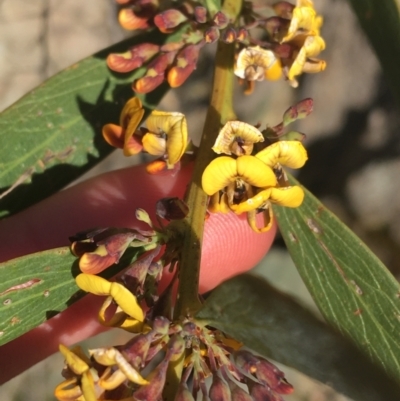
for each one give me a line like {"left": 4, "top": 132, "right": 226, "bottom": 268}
{"left": 173, "top": 0, "right": 241, "bottom": 319}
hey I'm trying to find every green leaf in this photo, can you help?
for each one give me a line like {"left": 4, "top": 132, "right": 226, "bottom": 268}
{"left": 347, "top": 0, "right": 400, "bottom": 104}
{"left": 0, "top": 29, "right": 182, "bottom": 219}
{"left": 273, "top": 177, "right": 400, "bottom": 385}
{"left": 0, "top": 247, "right": 142, "bottom": 346}
{"left": 196, "top": 274, "right": 400, "bottom": 401}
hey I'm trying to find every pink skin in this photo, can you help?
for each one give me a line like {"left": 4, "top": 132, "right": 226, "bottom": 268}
{"left": 0, "top": 163, "right": 276, "bottom": 384}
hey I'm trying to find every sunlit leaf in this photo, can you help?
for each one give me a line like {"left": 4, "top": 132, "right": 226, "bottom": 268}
{"left": 273, "top": 176, "right": 400, "bottom": 385}
{"left": 0, "top": 27, "right": 187, "bottom": 218}
{"left": 347, "top": 0, "right": 400, "bottom": 104}
{"left": 0, "top": 247, "right": 142, "bottom": 346}
{"left": 196, "top": 274, "right": 400, "bottom": 400}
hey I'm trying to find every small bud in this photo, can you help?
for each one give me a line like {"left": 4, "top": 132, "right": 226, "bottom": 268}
{"left": 209, "top": 374, "right": 231, "bottom": 401}
{"left": 213, "top": 11, "right": 229, "bottom": 29}
{"left": 204, "top": 26, "right": 220, "bottom": 43}
{"left": 121, "top": 330, "right": 155, "bottom": 368}
{"left": 222, "top": 27, "right": 237, "bottom": 43}
{"left": 133, "top": 52, "right": 176, "bottom": 93}
{"left": 250, "top": 384, "right": 277, "bottom": 401}
{"left": 282, "top": 98, "right": 313, "bottom": 126}
{"left": 118, "top": 4, "right": 155, "bottom": 31}
{"left": 154, "top": 9, "right": 188, "bottom": 33}
{"left": 152, "top": 316, "right": 171, "bottom": 335}
{"left": 167, "top": 44, "right": 201, "bottom": 88}
{"left": 194, "top": 6, "right": 207, "bottom": 23}
{"left": 156, "top": 197, "right": 189, "bottom": 220}
{"left": 107, "top": 43, "right": 159, "bottom": 73}
{"left": 237, "top": 28, "right": 249, "bottom": 42}
{"left": 273, "top": 1, "right": 295, "bottom": 19}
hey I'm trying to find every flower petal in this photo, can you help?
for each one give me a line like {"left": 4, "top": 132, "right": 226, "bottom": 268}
{"left": 230, "top": 188, "right": 272, "bottom": 214}
{"left": 99, "top": 368, "right": 127, "bottom": 390}
{"left": 146, "top": 111, "right": 188, "bottom": 166}
{"left": 81, "top": 370, "right": 97, "bottom": 401}
{"left": 102, "top": 124, "right": 125, "bottom": 149}
{"left": 236, "top": 155, "right": 277, "bottom": 187}
{"left": 212, "top": 121, "right": 264, "bottom": 156}
{"left": 256, "top": 141, "right": 307, "bottom": 169}
{"left": 270, "top": 186, "right": 304, "bottom": 207}
{"left": 247, "top": 208, "right": 274, "bottom": 233}
{"left": 59, "top": 344, "right": 89, "bottom": 375}
{"left": 110, "top": 281, "right": 144, "bottom": 321}
{"left": 202, "top": 156, "right": 237, "bottom": 195}
{"left": 54, "top": 378, "right": 82, "bottom": 401}
{"left": 76, "top": 274, "right": 112, "bottom": 296}
{"left": 142, "top": 132, "right": 166, "bottom": 156}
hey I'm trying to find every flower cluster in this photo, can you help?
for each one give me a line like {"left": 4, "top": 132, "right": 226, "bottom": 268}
{"left": 56, "top": 304, "right": 293, "bottom": 401}
{"left": 102, "top": 97, "right": 189, "bottom": 173}
{"left": 107, "top": 0, "right": 325, "bottom": 93}
{"left": 202, "top": 99, "right": 312, "bottom": 233}
{"left": 57, "top": 203, "right": 295, "bottom": 400}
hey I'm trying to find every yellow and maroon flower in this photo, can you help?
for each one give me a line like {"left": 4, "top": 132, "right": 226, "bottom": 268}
{"left": 202, "top": 141, "right": 307, "bottom": 232}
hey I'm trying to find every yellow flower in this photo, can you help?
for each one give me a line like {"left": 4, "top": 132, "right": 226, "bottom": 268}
{"left": 102, "top": 97, "right": 145, "bottom": 156}
{"left": 55, "top": 345, "right": 100, "bottom": 401}
{"left": 234, "top": 46, "right": 282, "bottom": 82}
{"left": 280, "top": 0, "right": 326, "bottom": 85}
{"left": 212, "top": 121, "right": 264, "bottom": 156}
{"left": 142, "top": 111, "right": 188, "bottom": 169}
{"left": 76, "top": 274, "right": 145, "bottom": 332}
{"left": 202, "top": 141, "right": 307, "bottom": 232}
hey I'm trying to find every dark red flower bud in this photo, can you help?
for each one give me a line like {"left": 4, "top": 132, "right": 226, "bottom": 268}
{"left": 156, "top": 197, "right": 189, "bottom": 220}
{"left": 154, "top": 9, "right": 188, "bottom": 33}
{"left": 175, "top": 383, "right": 196, "bottom": 401}
{"left": 237, "top": 28, "right": 249, "bottom": 42}
{"left": 213, "top": 11, "right": 229, "bottom": 29}
{"left": 264, "top": 16, "right": 290, "bottom": 39}
{"left": 209, "top": 374, "right": 231, "bottom": 401}
{"left": 222, "top": 27, "right": 237, "bottom": 43}
{"left": 204, "top": 26, "right": 220, "bottom": 43}
{"left": 282, "top": 98, "right": 313, "bottom": 126}
{"left": 194, "top": 6, "right": 207, "bottom": 23}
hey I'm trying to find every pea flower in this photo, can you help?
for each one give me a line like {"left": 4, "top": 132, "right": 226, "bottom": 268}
{"left": 102, "top": 97, "right": 190, "bottom": 172}
{"left": 202, "top": 140, "right": 307, "bottom": 233}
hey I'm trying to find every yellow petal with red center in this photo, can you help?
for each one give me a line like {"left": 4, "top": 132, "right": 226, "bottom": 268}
{"left": 230, "top": 188, "right": 272, "bottom": 214}
{"left": 282, "top": 6, "right": 316, "bottom": 42}
{"left": 202, "top": 156, "right": 237, "bottom": 195}
{"left": 59, "top": 344, "right": 89, "bottom": 375}
{"left": 146, "top": 111, "right": 188, "bottom": 166}
{"left": 212, "top": 121, "right": 264, "bottom": 155}
{"left": 79, "top": 245, "right": 118, "bottom": 274}
{"left": 142, "top": 132, "right": 167, "bottom": 156}
{"left": 81, "top": 371, "right": 97, "bottom": 401}
{"left": 54, "top": 378, "right": 82, "bottom": 401}
{"left": 99, "top": 368, "right": 127, "bottom": 390}
{"left": 270, "top": 186, "right": 304, "bottom": 207}
{"left": 76, "top": 274, "right": 112, "bottom": 296}
{"left": 236, "top": 155, "right": 277, "bottom": 188}
{"left": 102, "top": 124, "right": 125, "bottom": 149}
{"left": 256, "top": 141, "right": 308, "bottom": 169}
{"left": 109, "top": 281, "right": 144, "bottom": 321}
{"left": 247, "top": 208, "right": 274, "bottom": 233}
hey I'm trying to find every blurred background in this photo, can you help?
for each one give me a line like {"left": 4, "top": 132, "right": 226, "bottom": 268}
{"left": 1, "top": 0, "right": 399, "bottom": 399}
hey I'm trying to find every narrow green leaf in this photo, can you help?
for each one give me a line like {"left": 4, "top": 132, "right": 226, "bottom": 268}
{"left": 0, "top": 247, "right": 142, "bottom": 346}
{"left": 347, "top": 0, "right": 400, "bottom": 104}
{"left": 274, "top": 177, "right": 400, "bottom": 385}
{"left": 0, "top": 28, "right": 185, "bottom": 218}
{"left": 196, "top": 274, "right": 400, "bottom": 401}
